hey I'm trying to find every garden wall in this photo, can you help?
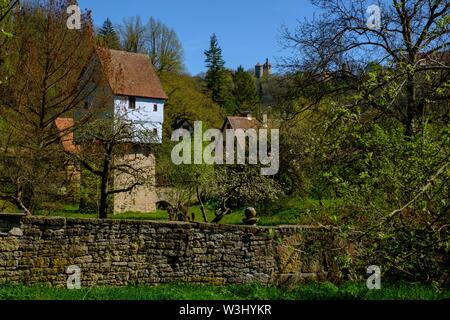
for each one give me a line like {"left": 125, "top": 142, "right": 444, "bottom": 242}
{"left": 0, "top": 215, "right": 340, "bottom": 287}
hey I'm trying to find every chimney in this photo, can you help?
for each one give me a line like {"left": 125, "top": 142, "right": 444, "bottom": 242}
{"left": 240, "top": 110, "right": 252, "bottom": 119}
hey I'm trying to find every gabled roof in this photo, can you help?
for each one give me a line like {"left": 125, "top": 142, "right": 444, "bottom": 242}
{"left": 222, "top": 116, "right": 261, "bottom": 131}
{"left": 173, "top": 119, "right": 194, "bottom": 131}
{"left": 97, "top": 48, "right": 168, "bottom": 100}
{"left": 54, "top": 118, "right": 78, "bottom": 153}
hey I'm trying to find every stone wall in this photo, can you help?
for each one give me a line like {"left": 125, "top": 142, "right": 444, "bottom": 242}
{"left": 0, "top": 215, "right": 340, "bottom": 287}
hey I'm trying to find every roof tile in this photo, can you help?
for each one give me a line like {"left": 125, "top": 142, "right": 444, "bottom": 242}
{"left": 97, "top": 48, "right": 168, "bottom": 100}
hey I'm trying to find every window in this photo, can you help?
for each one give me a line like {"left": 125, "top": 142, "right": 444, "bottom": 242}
{"left": 129, "top": 97, "right": 136, "bottom": 110}
{"left": 153, "top": 104, "right": 158, "bottom": 112}
{"left": 153, "top": 129, "right": 158, "bottom": 136}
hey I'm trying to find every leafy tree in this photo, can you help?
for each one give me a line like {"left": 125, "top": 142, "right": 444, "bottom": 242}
{"left": 118, "top": 16, "right": 146, "bottom": 53}
{"left": 280, "top": 0, "right": 449, "bottom": 136}
{"left": 276, "top": 0, "right": 450, "bottom": 285}
{"left": 160, "top": 72, "right": 224, "bottom": 139}
{"left": 232, "top": 66, "right": 259, "bottom": 115}
{"left": 317, "top": 108, "right": 449, "bottom": 285}
{"left": 0, "top": 0, "right": 100, "bottom": 214}
{"left": 0, "top": 0, "right": 18, "bottom": 70}
{"left": 204, "top": 33, "right": 228, "bottom": 106}
{"left": 145, "top": 17, "right": 184, "bottom": 75}
{"left": 0, "top": 0, "right": 17, "bottom": 36}
{"left": 156, "top": 143, "right": 215, "bottom": 223}
{"left": 117, "top": 16, "right": 185, "bottom": 75}
{"left": 211, "top": 165, "right": 283, "bottom": 223}
{"left": 97, "top": 18, "right": 121, "bottom": 50}
{"left": 71, "top": 117, "right": 158, "bottom": 219}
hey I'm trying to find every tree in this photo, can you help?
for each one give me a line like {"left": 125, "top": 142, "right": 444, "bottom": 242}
{"left": 70, "top": 117, "right": 157, "bottom": 219}
{"left": 280, "top": 0, "right": 449, "bottom": 136}
{"left": 232, "top": 66, "right": 259, "bottom": 115}
{"left": 204, "top": 34, "right": 228, "bottom": 105}
{"left": 278, "top": 0, "right": 450, "bottom": 285}
{"left": 160, "top": 72, "right": 224, "bottom": 140}
{"left": 0, "top": 0, "right": 17, "bottom": 38}
{"left": 145, "top": 17, "right": 184, "bottom": 75}
{"left": 117, "top": 16, "right": 185, "bottom": 75}
{"left": 97, "top": 18, "right": 121, "bottom": 50}
{"left": 0, "top": 0, "right": 17, "bottom": 24}
{"left": 118, "top": 16, "right": 146, "bottom": 53}
{"left": 0, "top": 0, "right": 18, "bottom": 67}
{"left": 156, "top": 148, "right": 215, "bottom": 223}
{"left": 0, "top": 0, "right": 100, "bottom": 213}
{"left": 211, "top": 165, "right": 283, "bottom": 223}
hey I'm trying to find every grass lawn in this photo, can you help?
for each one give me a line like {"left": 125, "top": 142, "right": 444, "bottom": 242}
{"left": 0, "top": 282, "right": 448, "bottom": 300}
{"left": 37, "top": 204, "right": 246, "bottom": 225}
{"left": 36, "top": 197, "right": 340, "bottom": 226}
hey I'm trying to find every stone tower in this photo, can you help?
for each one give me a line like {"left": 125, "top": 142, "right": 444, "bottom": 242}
{"left": 72, "top": 48, "right": 168, "bottom": 214}
{"left": 255, "top": 58, "right": 272, "bottom": 78}
{"left": 263, "top": 58, "right": 272, "bottom": 77}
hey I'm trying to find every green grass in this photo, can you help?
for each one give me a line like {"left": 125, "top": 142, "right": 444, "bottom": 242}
{"left": 37, "top": 203, "right": 246, "bottom": 224}
{"left": 35, "top": 197, "right": 340, "bottom": 226}
{"left": 0, "top": 282, "right": 448, "bottom": 300}
{"left": 257, "top": 197, "right": 342, "bottom": 226}
{"left": 0, "top": 200, "right": 22, "bottom": 213}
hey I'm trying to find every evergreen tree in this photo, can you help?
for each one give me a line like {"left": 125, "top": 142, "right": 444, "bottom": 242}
{"left": 98, "top": 18, "right": 121, "bottom": 50}
{"left": 204, "top": 34, "right": 227, "bottom": 105}
{"left": 232, "top": 66, "right": 259, "bottom": 115}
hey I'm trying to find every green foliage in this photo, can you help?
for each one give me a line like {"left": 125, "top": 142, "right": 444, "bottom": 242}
{"left": 118, "top": 16, "right": 146, "bottom": 53}
{"left": 204, "top": 34, "right": 228, "bottom": 106}
{"left": 0, "top": 0, "right": 18, "bottom": 82}
{"left": 312, "top": 105, "right": 450, "bottom": 285}
{"left": 146, "top": 17, "right": 185, "bottom": 75}
{"left": 160, "top": 73, "right": 224, "bottom": 139}
{"left": 97, "top": 18, "right": 121, "bottom": 50}
{"left": 214, "top": 164, "right": 283, "bottom": 210}
{"left": 0, "top": 0, "right": 16, "bottom": 34}
{"left": 231, "top": 66, "right": 259, "bottom": 115}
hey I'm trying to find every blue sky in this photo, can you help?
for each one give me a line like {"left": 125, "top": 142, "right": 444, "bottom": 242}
{"left": 78, "top": 0, "right": 316, "bottom": 75}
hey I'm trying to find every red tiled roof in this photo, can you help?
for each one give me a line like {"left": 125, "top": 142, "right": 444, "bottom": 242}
{"left": 222, "top": 116, "right": 261, "bottom": 131}
{"left": 97, "top": 48, "right": 168, "bottom": 100}
{"left": 54, "top": 118, "right": 78, "bottom": 153}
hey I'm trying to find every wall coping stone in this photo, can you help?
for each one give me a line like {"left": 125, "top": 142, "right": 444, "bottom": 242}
{"left": 0, "top": 212, "right": 27, "bottom": 217}
{"left": 18, "top": 216, "right": 326, "bottom": 232}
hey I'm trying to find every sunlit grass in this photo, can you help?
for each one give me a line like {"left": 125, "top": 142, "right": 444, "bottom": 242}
{"left": 35, "top": 197, "right": 341, "bottom": 226}
{"left": 0, "top": 282, "right": 447, "bottom": 300}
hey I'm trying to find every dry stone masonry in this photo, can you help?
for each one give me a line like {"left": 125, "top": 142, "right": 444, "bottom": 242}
{"left": 0, "top": 215, "right": 340, "bottom": 287}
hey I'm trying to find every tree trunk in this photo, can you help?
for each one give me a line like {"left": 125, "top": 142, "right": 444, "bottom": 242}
{"left": 98, "top": 147, "right": 112, "bottom": 219}
{"left": 211, "top": 200, "right": 231, "bottom": 224}
{"left": 196, "top": 186, "right": 208, "bottom": 223}
{"left": 98, "top": 174, "right": 109, "bottom": 219}
{"left": 405, "top": 73, "right": 417, "bottom": 137}
{"left": 19, "top": 181, "right": 34, "bottom": 214}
